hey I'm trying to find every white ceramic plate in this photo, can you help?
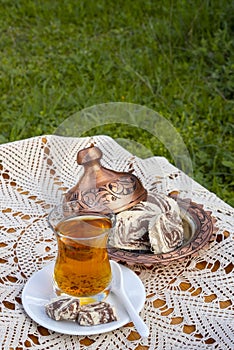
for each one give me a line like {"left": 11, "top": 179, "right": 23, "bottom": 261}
{"left": 22, "top": 260, "right": 146, "bottom": 335}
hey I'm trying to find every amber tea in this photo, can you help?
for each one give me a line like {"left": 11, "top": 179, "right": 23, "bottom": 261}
{"left": 53, "top": 214, "right": 113, "bottom": 299}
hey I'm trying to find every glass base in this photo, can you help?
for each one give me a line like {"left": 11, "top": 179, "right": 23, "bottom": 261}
{"left": 53, "top": 282, "right": 111, "bottom": 306}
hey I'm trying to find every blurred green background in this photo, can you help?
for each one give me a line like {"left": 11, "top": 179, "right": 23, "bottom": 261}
{"left": 0, "top": 0, "right": 233, "bottom": 205}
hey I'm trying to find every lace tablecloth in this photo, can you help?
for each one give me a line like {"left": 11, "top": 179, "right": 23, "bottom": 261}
{"left": 0, "top": 135, "right": 233, "bottom": 350}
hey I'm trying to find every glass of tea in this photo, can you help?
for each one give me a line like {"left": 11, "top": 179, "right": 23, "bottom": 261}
{"left": 48, "top": 201, "right": 116, "bottom": 304}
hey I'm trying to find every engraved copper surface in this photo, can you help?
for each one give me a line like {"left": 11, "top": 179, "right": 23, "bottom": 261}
{"left": 65, "top": 145, "right": 147, "bottom": 213}
{"left": 108, "top": 197, "right": 217, "bottom": 266}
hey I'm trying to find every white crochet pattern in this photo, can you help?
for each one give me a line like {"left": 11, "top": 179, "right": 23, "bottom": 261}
{"left": 0, "top": 135, "right": 233, "bottom": 350}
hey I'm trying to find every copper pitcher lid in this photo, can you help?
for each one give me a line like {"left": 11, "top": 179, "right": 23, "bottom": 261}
{"left": 65, "top": 144, "right": 147, "bottom": 213}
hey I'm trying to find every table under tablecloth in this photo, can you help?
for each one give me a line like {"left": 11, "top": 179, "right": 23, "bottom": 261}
{"left": 0, "top": 135, "right": 233, "bottom": 350}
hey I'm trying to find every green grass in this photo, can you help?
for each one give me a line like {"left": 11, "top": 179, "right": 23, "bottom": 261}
{"left": 0, "top": 0, "right": 233, "bottom": 206}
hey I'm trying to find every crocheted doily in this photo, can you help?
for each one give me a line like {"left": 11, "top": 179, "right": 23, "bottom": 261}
{"left": 0, "top": 135, "right": 233, "bottom": 350}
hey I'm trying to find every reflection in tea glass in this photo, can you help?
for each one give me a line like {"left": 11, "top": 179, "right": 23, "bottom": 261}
{"left": 48, "top": 201, "right": 116, "bottom": 304}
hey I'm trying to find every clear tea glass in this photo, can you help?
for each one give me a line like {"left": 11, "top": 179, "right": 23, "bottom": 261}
{"left": 48, "top": 201, "right": 115, "bottom": 304}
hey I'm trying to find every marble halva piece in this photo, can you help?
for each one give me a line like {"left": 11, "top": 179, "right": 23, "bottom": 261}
{"left": 108, "top": 192, "right": 184, "bottom": 254}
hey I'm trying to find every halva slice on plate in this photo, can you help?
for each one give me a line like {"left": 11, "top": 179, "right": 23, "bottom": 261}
{"left": 109, "top": 192, "right": 184, "bottom": 254}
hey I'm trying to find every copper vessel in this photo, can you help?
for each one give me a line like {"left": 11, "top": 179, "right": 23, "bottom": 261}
{"left": 65, "top": 144, "right": 147, "bottom": 213}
